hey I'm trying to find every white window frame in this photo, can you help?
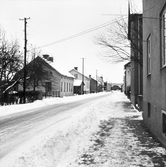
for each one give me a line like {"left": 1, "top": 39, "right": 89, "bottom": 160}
{"left": 61, "top": 82, "right": 63, "bottom": 92}
{"left": 148, "top": 102, "right": 151, "bottom": 118}
{"left": 64, "top": 82, "right": 66, "bottom": 92}
{"left": 147, "top": 35, "right": 151, "bottom": 75}
{"left": 162, "top": 110, "right": 166, "bottom": 135}
{"left": 161, "top": 8, "right": 166, "bottom": 67}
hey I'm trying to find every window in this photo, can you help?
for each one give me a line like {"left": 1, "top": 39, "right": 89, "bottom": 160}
{"left": 71, "top": 84, "right": 73, "bottom": 92}
{"left": 161, "top": 7, "right": 166, "bottom": 67}
{"left": 162, "top": 110, "right": 166, "bottom": 134}
{"left": 45, "top": 82, "right": 52, "bottom": 94}
{"left": 64, "top": 82, "right": 66, "bottom": 92}
{"left": 61, "top": 82, "right": 63, "bottom": 92}
{"left": 147, "top": 35, "right": 151, "bottom": 75}
{"left": 74, "top": 74, "right": 78, "bottom": 79}
{"left": 148, "top": 102, "right": 151, "bottom": 118}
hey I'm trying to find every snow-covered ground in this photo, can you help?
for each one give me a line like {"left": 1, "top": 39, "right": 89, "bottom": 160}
{"left": 0, "top": 91, "right": 166, "bottom": 167}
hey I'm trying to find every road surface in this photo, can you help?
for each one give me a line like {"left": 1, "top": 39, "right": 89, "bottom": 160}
{"left": 0, "top": 93, "right": 110, "bottom": 159}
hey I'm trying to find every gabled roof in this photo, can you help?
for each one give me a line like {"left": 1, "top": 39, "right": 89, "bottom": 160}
{"left": 69, "top": 68, "right": 90, "bottom": 80}
{"left": 124, "top": 62, "right": 131, "bottom": 69}
{"left": 49, "top": 63, "right": 74, "bottom": 79}
{"left": 13, "top": 56, "right": 61, "bottom": 80}
{"left": 13, "top": 56, "right": 75, "bottom": 81}
{"left": 37, "top": 56, "right": 75, "bottom": 79}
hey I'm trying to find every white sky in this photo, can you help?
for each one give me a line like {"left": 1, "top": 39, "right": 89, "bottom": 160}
{"left": 0, "top": 0, "right": 142, "bottom": 83}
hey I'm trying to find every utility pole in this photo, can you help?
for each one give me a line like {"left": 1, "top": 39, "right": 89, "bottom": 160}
{"left": 82, "top": 58, "right": 84, "bottom": 95}
{"left": 20, "top": 17, "right": 30, "bottom": 104}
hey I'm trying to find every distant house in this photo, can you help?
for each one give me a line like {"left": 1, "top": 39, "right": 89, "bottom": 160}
{"left": 97, "top": 76, "right": 104, "bottom": 92}
{"left": 128, "top": 11, "right": 143, "bottom": 110}
{"left": 14, "top": 56, "right": 74, "bottom": 98}
{"left": 89, "top": 75, "right": 97, "bottom": 93}
{"left": 143, "top": 0, "right": 166, "bottom": 147}
{"left": 69, "top": 67, "right": 90, "bottom": 94}
{"left": 104, "top": 82, "right": 112, "bottom": 92}
{"left": 111, "top": 85, "right": 121, "bottom": 91}
{"left": 124, "top": 62, "right": 131, "bottom": 98}
{"left": 107, "top": 82, "right": 112, "bottom": 91}
{"left": 73, "top": 80, "right": 84, "bottom": 95}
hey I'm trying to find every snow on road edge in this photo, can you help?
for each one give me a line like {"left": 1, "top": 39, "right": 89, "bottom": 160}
{"left": 0, "top": 92, "right": 108, "bottom": 117}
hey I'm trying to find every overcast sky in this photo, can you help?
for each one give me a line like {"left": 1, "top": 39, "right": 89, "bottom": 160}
{"left": 0, "top": 0, "right": 142, "bottom": 83}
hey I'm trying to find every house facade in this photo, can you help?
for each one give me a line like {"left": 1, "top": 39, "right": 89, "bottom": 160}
{"left": 143, "top": 0, "right": 166, "bottom": 147}
{"left": 89, "top": 75, "right": 97, "bottom": 93}
{"left": 14, "top": 56, "right": 74, "bottom": 98}
{"left": 128, "top": 12, "right": 143, "bottom": 110}
{"left": 69, "top": 67, "right": 90, "bottom": 94}
{"left": 60, "top": 75, "right": 74, "bottom": 97}
{"left": 97, "top": 76, "right": 104, "bottom": 92}
{"left": 50, "top": 62, "right": 75, "bottom": 97}
{"left": 104, "top": 82, "right": 112, "bottom": 92}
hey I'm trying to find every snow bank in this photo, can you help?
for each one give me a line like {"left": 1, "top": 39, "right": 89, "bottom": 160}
{"left": 0, "top": 92, "right": 108, "bottom": 117}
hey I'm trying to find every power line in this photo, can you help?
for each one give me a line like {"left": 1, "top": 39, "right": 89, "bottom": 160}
{"left": 143, "top": 6, "right": 155, "bottom": 13}
{"left": 143, "top": 19, "right": 160, "bottom": 45}
{"left": 36, "top": 16, "right": 127, "bottom": 49}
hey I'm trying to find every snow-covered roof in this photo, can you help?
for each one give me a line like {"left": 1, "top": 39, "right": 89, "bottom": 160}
{"left": 41, "top": 57, "right": 74, "bottom": 78}
{"left": 69, "top": 68, "right": 90, "bottom": 80}
{"left": 51, "top": 63, "right": 74, "bottom": 78}
{"left": 73, "top": 80, "right": 84, "bottom": 86}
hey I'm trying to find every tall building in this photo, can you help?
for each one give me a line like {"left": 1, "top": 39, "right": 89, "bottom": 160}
{"left": 128, "top": 12, "right": 143, "bottom": 110}
{"left": 143, "top": 0, "right": 166, "bottom": 147}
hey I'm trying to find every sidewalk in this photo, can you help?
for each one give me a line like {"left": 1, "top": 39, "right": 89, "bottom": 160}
{"left": 69, "top": 93, "right": 166, "bottom": 167}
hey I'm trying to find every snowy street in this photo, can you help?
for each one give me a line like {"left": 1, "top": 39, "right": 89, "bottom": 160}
{"left": 0, "top": 91, "right": 166, "bottom": 167}
{"left": 0, "top": 93, "right": 110, "bottom": 159}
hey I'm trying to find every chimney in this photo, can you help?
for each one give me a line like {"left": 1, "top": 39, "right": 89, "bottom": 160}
{"left": 43, "top": 54, "right": 49, "bottom": 60}
{"left": 89, "top": 75, "right": 91, "bottom": 79}
{"left": 74, "top": 67, "right": 78, "bottom": 71}
{"left": 48, "top": 57, "right": 53, "bottom": 62}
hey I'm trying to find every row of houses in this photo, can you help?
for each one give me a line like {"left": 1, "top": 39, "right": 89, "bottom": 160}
{"left": 124, "top": 0, "right": 166, "bottom": 148}
{"left": 17, "top": 55, "right": 109, "bottom": 97}
{"left": 0, "top": 55, "right": 113, "bottom": 104}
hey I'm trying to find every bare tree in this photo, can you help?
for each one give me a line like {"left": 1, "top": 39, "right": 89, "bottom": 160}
{"left": 26, "top": 47, "right": 44, "bottom": 92}
{"left": 0, "top": 28, "right": 23, "bottom": 82}
{"left": 95, "top": 14, "right": 143, "bottom": 66}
